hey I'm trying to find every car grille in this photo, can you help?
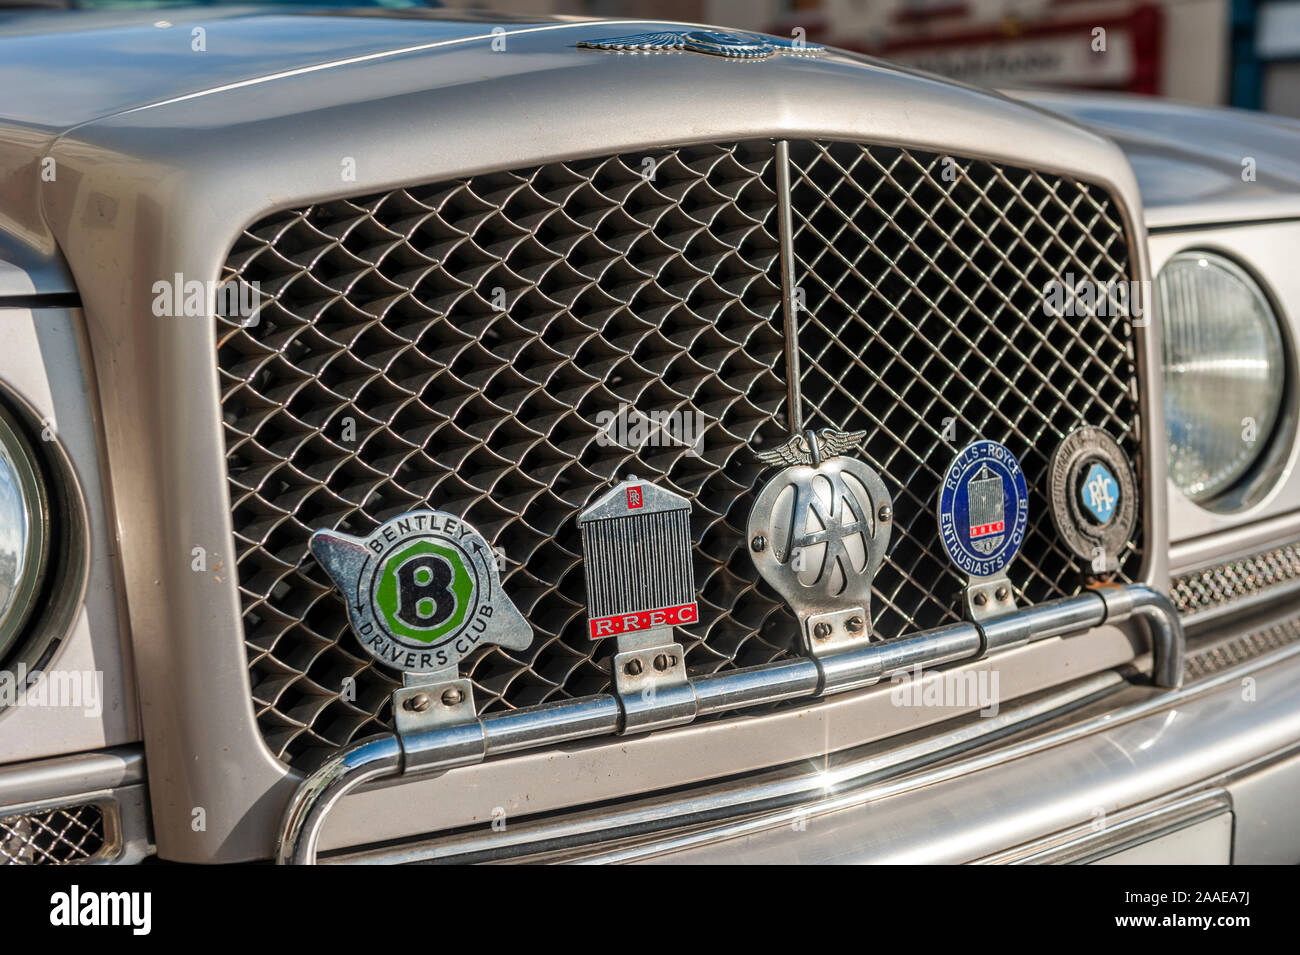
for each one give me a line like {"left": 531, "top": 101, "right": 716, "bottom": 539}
{"left": 217, "top": 139, "right": 1142, "bottom": 768}
{"left": 0, "top": 803, "right": 107, "bottom": 865}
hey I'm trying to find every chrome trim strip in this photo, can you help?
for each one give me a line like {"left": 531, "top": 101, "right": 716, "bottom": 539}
{"left": 773, "top": 138, "right": 803, "bottom": 432}
{"left": 0, "top": 746, "right": 144, "bottom": 808}
{"left": 276, "top": 582, "right": 1183, "bottom": 864}
{"left": 325, "top": 671, "right": 1126, "bottom": 864}
{"left": 979, "top": 789, "right": 1232, "bottom": 865}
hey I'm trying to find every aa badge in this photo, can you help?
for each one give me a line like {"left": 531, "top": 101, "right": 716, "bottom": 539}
{"left": 310, "top": 511, "right": 532, "bottom": 675}
{"left": 1048, "top": 427, "right": 1138, "bottom": 576}
{"left": 938, "top": 440, "right": 1028, "bottom": 620}
{"left": 748, "top": 428, "right": 891, "bottom": 655}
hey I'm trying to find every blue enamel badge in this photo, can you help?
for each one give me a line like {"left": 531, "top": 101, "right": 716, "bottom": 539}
{"left": 938, "top": 440, "right": 1029, "bottom": 578}
{"left": 1079, "top": 461, "right": 1119, "bottom": 525}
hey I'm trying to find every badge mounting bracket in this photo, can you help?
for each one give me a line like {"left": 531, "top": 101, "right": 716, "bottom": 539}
{"left": 964, "top": 573, "right": 1018, "bottom": 623}
{"left": 612, "top": 628, "right": 697, "bottom": 735}
{"left": 392, "top": 668, "right": 484, "bottom": 772}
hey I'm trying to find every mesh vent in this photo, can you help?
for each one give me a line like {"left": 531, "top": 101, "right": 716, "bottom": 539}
{"left": 0, "top": 804, "right": 106, "bottom": 865}
{"left": 1185, "top": 616, "right": 1300, "bottom": 681}
{"left": 789, "top": 142, "right": 1141, "bottom": 635}
{"left": 1172, "top": 540, "right": 1300, "bottom": 617}
{"left": 218, "top": 139, "right": 1143, "bottom": 768}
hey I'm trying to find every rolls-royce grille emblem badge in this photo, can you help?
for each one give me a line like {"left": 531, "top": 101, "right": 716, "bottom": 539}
{"left": 310, "top": 511, "right": 533, "bottom": 673}
{"left": 966, "top": 464, "right": 1006, "bottom": 555}
{"left": 1048, "top": 427, "right": 1137, "bottom": 576}
{"left": 578, "top": 30, "right": 824, "bottom": 60}
{"left": 578, "top": 477, "right": 698, "bottom": 640}
{"left": 938, "top": 440, "right": 1028, "bottom": 620}
{"left": 748, "top": 428, "right": 891, "bottom": 655}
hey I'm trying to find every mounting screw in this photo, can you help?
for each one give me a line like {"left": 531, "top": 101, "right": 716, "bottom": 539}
{"left": 877, "top": 504, "right": 892, "bottom": 523}
{"left": 751, "top": 535, "right": 767, "bottom": 553}
{"left": 653, "top": 653, "right": 675, "bottom": 672}
{"left": 995, "top": 585, "right": 1010, "bottom": 601}
{"left": 973, "top": 592, "right": 988, "bottom": 607}
{"left": 846, "top": 615, "right": 864, "bottom": 634}
{"left": 813, "top": 622, "right": 833, "bottom": 640}
{"left": 624, "top": 658, "right": 644, "bottom": 676}
{"left": 405, "top": 693, "right": 432, "bottom": 713}
{"left": 440, "top": 687, "right": 464, "bottom": 707}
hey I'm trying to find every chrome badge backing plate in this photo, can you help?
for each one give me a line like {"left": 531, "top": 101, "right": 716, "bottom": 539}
{"left": 310, "top": 511, "right": 532, "bottom": 674}
{"left": 1048, "top": 427, "right": 1138, "bottom": 576}
{"left": 748, "top": 430, "right": 891, "bottom": 654}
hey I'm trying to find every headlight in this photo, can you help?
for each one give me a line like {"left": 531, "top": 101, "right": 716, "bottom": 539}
{"left": 1159, "top": 251, "right": 1287, "bottom": 506}
{"left": 0, "top": 404, "right": 48, "bottom": 661}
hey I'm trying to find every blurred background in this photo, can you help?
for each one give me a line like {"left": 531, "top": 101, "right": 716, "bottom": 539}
{"left": 483, "top": 0, "right": 1300, "bottom": 118}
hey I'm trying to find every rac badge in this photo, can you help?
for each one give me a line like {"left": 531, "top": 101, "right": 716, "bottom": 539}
{"left": 938, "top": 440, "right": 1028, "bottom": 619}
{"left": 1048, "top": 427, "right": 1137, "bottom": 576}
{"left": 310, "top": 511, "right": 532, "bottom": 674}
{"left": 748, "top": 428, "right": 891, "bottom": 655}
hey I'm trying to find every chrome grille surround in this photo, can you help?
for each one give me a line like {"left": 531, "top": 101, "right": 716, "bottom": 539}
{"left": 219, "top": 139, "right": 1142, "bottom": 769}
{"left": 0, "top": 802, "right": 108, "bottom": 865}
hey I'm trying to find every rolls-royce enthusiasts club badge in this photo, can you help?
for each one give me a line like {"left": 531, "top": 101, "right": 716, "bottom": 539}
{"left": 578, "top": 29, "right": 824, "bottom": 59}
{"left": 748, "top": 428, "right": 891, "bottom": 655}
{"left": 310, "top": 511, "right": 532, "bottom": 674}
{"left": 1048, "top": 427, "right": 1138, "bottom": 576}
{"left": 938, "top": 440, "right": 1028, "bottom": 619}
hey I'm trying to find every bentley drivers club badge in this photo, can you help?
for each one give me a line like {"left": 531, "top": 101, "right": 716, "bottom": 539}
{"left": 747, "top": 428, "right": 892, "bottom": 656}
{"left": 937, "top": 440, "right": 1029, "bottom": 621}
{"left": 1048, "top": 427, "right": 1138, "bottom": 577}
{"left": 310, "top": 511, "right": 533, "bottom": 677}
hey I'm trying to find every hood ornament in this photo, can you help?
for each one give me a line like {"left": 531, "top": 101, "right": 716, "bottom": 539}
{"left": 748, "top": 428, "right": 891, "bottom": 656}
{"left": 578, "top": 29, "right": 824, "bottom": 60}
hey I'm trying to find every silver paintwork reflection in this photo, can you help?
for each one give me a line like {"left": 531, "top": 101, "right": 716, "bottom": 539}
{"left": 8, "top": 11, "right": 1165, "bottom": 861}
{"left": 1013, "top": 89, "right": 1300, "bottom": 229}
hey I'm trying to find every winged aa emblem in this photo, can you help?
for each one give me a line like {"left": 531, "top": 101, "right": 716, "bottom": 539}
{"left": 756, "top": 428, "right": 867, "bottom": 468}
{"left": 748, "top": 428, "right": 888, "bottom": 654}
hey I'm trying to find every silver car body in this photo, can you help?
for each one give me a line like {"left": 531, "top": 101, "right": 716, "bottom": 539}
{"left": 0, "top": 9, "right": 1297, "bottom": 864}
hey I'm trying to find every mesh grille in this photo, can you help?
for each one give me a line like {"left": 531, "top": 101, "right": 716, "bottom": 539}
{"left": 789, "top": 142, "right": 1141, "bottom": 635}
{"left": 218, "top": 139, "right": 1142, "bottom": 767}
{"left": 1185, "top": 616, "right": 1300, "bottom": 681}
{"left": 1, "top": 804, "right": 106, "bottom": 865}
{"left": 219, "top": 142, "right": 790, "bottom": 763}
{"left": 1172, "top": 540, "right": 1300, "bottom": 617}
